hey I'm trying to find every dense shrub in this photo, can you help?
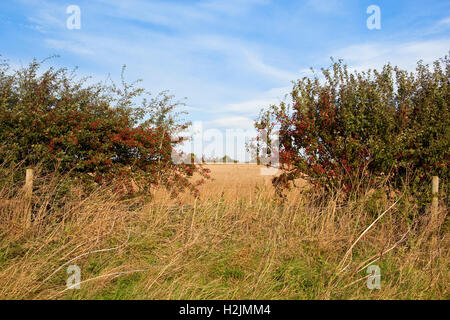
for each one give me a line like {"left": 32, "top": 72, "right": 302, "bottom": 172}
{"left": 0, "top": 57, "right": 208, "bottom": 196}
{"left": 255, "top": 56, "right": 449, "bottom": 201}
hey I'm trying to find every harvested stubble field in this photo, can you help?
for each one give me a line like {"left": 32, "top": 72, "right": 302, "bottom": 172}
{"left": 0, "top": 164, "right": 448, "bottom": 300}
{"left": 152, "top": 164, "right": 307, "bottom": 204}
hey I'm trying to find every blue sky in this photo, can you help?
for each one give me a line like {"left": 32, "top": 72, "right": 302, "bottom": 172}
{"left": 1, "top": 0, "right": 449, "bottom": 160}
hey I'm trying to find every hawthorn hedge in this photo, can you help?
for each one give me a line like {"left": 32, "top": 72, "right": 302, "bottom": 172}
{"left": 256, "top": 55, "right": 449, "bottom": 202}
{"left": 0, "top": 57, "right": 208, "bottom": 195}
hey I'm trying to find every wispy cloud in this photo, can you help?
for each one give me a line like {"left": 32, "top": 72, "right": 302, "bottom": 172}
{"left": 22, "top": 1, "right": 65, "bottom": 33}
{"left": 92, "top": 0, "right": 270, "bottom": 31}
{"left": 206, "top": 116, "right": 255, "bottom": 129}
{"left": 243, "top": 51, "right": 298, "bottom": 82}
{"left": 198, "top": 0, "right": 270, "bottom": 16}
{"left": 438, "top": 16, "right": 450, "bottom": 26}
{"left": 45, "top": 39, "right": 95, "bottom": 55}
{"left": 333, "top": 39, "right": 450, "bottom": 72}
{"left": 304, "top": 0, "right": 347, "bottom": 14}
{"left": 224, "top": 86, "right": 290, "bottom": 115}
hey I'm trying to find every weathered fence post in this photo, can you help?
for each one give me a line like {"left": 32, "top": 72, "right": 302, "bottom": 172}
{"left": 23, "top": 168, "right": 34, "bottom": 228}
{"left": 24, "top": 169, "right": 34, "bottom": 198}
{"left": 431, "top": 176, "right": 439, "bottom": 222}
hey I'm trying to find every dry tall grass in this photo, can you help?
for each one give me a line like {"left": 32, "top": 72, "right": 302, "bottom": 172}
{"left": 0, "top": 165, "right": 448, "bottom": 300}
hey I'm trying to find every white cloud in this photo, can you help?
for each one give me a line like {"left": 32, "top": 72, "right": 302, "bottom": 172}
{"left": 180, "top": 105, "right": 202, "bottom": 112}
{"left": 24, "top": 3, "right": 65, "bottom": 33}
{"left": 224, "top": 86, "right": 290, "bottom": 115}
{"left": 243, "top": 51, "right": 298, "bottom": 82}
{"left": 39, "top": 21, "right": 297, "bottom": 115}
{"left": 305, "top": 0, "right": 345, "bottom": 14}
{"left": 94, "top": 0, "right": 269, "bottom": 30}
{"left": 333, "top": 39, "right": 450, "bottom": 72}
{"left": 205, "top": 116, "right": 255, "bottom": 129}
{"left": 45, "top": 39, "right": 95, "bottom": 56}
{"left": 199, "top": 0, "right": 270, "bottom": 16}
{"left": 438, "top": 16, "right": 450, "bottom": 26}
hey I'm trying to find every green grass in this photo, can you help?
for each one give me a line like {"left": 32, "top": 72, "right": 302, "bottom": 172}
{"left": 0, "top": 186, "right": 448, "bottom": 300}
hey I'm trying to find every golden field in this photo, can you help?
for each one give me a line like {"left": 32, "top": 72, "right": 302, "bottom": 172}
{"left": 153, "top": 164, "right": 307, "bottom": 204}
{"left": 155, "top": 164, "right": 275, "bottom": 202}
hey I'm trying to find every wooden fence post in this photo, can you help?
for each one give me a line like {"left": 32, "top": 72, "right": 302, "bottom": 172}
{"left": 23, "top": 168, "right": 34, "bottom": 228}
{"left": 431, "top": 176, "right": 439, "bottom": 222}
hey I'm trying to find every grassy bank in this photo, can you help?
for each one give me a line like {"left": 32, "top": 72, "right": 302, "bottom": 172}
{"left": 0, "top": 171, "right": 448, "bottom": 300}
